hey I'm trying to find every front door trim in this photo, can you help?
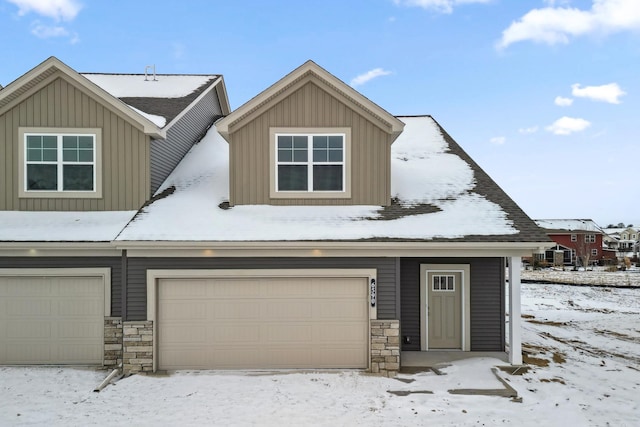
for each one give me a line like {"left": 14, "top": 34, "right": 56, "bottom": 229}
{"left": 419, "top": 264, "right": 470, "bottom": 351}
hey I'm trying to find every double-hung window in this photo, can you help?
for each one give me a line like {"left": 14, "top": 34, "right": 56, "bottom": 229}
{"left": 20, "top": 128, "right": 102, "bottom": 198}
{"left": 276, "top": 133, "right": 345, "bottom": 192}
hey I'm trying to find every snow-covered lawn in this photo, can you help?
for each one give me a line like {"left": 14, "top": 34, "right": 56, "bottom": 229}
{"left": 1, "top": 282, "right": 638, "bottom": 426}
{"left": 522, "top": 268, "right": 640, "bottom": 287}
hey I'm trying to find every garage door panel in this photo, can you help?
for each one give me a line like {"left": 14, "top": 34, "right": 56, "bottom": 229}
{"left": 266, "top": 280, "right": 313, "bottom": 297}
{"left": 211, "top": 301, "right": 261, "bottom": 320}
{"left": 58, "top": 299, "right": 103, "bottom": 316}
{"left": 264, "top": 324, "right": 313, "bottom": 342}
{"left": 161, "top": 325, "right": 206, "bottom": 343}
{"left": 314, "top": 279, "right": 366, "bottom": 297}
{"left": 57, "top": 321, "right": 103, "bottom": 339}
{"left": 158, "top": 276, "right": 369, "bottom": 370}
{"left": 211, "top": 280, "right": 263, "bottom": 297}
{"left": 159, "top": 301, "right": 208, "bottom": 321}
{"left": 265, "top": 300, "right": 313, "bottom": 319}
{"left": 317, "top": 323, "right": 368, "bottom": 342}
{"left": 0, "top": 275, "right": 104, "bottom": 365}
{"left": 7, "top": 343, "right": 52, "bottom": 362}
{"left": 317, "top": 300, "right": 367, "bottom": 318}
{"left": 7, "top": 321, "right": 51, "bottom": 338}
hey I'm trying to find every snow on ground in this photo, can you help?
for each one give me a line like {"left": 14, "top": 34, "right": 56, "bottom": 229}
{"left": 523, "top": 267, "right": 640, "bottom": 287}
{"left": 1, "top": 279, "right": 638, "bottom": 426}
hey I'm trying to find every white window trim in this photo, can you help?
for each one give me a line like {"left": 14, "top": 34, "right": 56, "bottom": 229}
{"left": 591, "top": 248, "right": 598, "bottom": 256}
{"left": 19, "top": 127, "right": 103, "bottom": 199}
{"left": 570, "top": 234, "right": 577, "bottom": 242}
{"left": 270, "top": 127, "right": 351, "bottom": 199}
{"left": 585, "top": 234, "right": 596, "bottom": 243}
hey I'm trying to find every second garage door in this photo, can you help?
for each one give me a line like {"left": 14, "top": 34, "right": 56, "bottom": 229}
{"left": 0, "top": 275, "right": 104, "bottom": 365}
{"left": 157, "top": 276, "right": 369, "bottom": 370}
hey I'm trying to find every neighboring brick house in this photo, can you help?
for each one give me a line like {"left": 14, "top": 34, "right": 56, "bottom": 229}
{"left": 535, "top": 219, "right": 616, "bottom": 266}
{"left": 1, "top": 58, "right": 550, "bottom": 376}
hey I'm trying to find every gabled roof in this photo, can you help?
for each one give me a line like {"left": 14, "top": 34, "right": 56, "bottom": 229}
{"left": 535, "top": 219, "right": 604, "bottom": 234}
{"left": 0, "top": 57, "right": 165, "bottom": 138}
{"left": 216, "top": 60, "right": 405, "bottom": 142}
{"left": 117, "top": 115, "right": 550, "bottom": 248}
{"left": 82, "top": 73, "right": 231, "bottom": 128}
{"left": 0, "top": 57, "right": 231, "bottom": 139}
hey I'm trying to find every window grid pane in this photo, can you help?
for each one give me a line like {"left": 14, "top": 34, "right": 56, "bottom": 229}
{"left": 24, "top": 133, "right": 95, "bottom": 192}
{"left": 276, "top": 133, "right": 344, "bottom": 192}
{"left": 432, "top": 275, "right": 455, "bottom": 292}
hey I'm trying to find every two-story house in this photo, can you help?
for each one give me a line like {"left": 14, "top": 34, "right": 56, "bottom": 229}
{"left": 1, "top": 58, "right": 550, "bottom": 376}
{"left": 535, "top": 219, "right": 616, "bottom": 266}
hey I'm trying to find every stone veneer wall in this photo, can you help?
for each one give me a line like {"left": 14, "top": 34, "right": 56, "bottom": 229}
{"left": 370, "top": 319, "right": 400, "bottom": 377}
{"left": 122, "top": 321, "right": 153, "bottom": 375}
{"left": 104, "top": 318, "right": 123, "bottom": 367}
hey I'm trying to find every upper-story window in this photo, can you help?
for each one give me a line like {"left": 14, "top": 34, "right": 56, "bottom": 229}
{"left": 570, "top": 234, "right": 577, "bottom": 242}
{"left": 276, "top": 134, "right": 344, "bottom": 192}
{"left": 19, "top": 128, "right": 102, "bottom": 199}
{"left": 270, "top": 128, "right": 351, "bottom": 199}
{"left": 585, "top": 234, "right": 596, "bottom": 243}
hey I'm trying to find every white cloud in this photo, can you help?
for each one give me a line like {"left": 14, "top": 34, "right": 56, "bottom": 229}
{"left": 350, "top": 68, "right": 392, "bottom": 87}
{"left": 555, "top": 96, "right": 574, "bottom": 106}
{"left": 571, "top": 82, "right": 626, "bottom": 104}
{"left": 518, "top": 126, "right": 539, "bottom": 134}
{"left": 490, "top": 136, "right": 506, "bottom": 145}
{"left": 546, "top": 116, "right": 591, "bottom": 135}
{"left": 497, "top": 0, "right": 640, "bottom": 49}
{"left": 7, "top": 0, "right": 82, "bottom": 21}
{"left": 30, "top": 22, "right": 68, "bottom": 38}
{"left": 393, "top": 0, "right": 491, "bottom": 14}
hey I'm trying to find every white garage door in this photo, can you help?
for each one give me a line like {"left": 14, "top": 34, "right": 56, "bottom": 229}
{"left": 0, "top": 276, "right": 104, "bottom": 364}
{"left": 158, "top": 276, "right": 369, "bottom": 370}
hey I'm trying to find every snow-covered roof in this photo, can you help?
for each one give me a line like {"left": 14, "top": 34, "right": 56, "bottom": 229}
{"left": 535, "top": 219, "right": 603, "bottom": 233}
{"left": 82, "top": 73, "right": 219, "bottom": 128}
{"left": 81, "top": 74, "right": 216, "bottom": 98}
{"left": 0, "top": 211, "right": 136, "bottom": 242}
{"left": 117, "top": 116, "right": 546, "bottom": 242}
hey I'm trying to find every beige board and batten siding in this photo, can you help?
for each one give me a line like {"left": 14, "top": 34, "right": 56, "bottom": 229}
{"left": 0, "top": 73, "right": 150, "bottom": 211}
{"left": 227, "top": 81, "right": 393, "bottom": 206}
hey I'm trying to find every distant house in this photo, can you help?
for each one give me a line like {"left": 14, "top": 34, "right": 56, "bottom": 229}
{"left": 603, "top": 226, "right": 640, "bottom": 260}
{"left": 535, "top": 219, "right": 616, "bottom": 266}
{"left": 1, "top": 57, "right": 550, "bottom": 376}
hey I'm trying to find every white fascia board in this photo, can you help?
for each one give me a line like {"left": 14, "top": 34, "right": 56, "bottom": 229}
{"left": 116, "top": 240, "right": 551, "bottom": 258}
{"left": 0, "top": 242, "right": 121, "bottom": 257}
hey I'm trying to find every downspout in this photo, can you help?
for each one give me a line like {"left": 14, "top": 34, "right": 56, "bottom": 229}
{"left": 93, "top": 364, "right": 122, "bottom": 392}
{"left": 121, "top": 250, "right": 128, "bottom": 322}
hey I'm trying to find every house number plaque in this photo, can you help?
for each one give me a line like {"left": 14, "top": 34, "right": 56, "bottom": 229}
{"left": 370, "top": 278, "right": 376, "bottom": 307}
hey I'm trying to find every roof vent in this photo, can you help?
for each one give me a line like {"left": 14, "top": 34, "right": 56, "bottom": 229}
{"left": 144, "top": 65, "right": 157, "bottom": 81}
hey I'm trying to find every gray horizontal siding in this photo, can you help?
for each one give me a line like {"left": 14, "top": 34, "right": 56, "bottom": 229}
{"left": 150, "top": 89, "right": 222, "bottom": 193}
{"left": 400, "top": 257, "right": 505, "bottom": 352}
{"left": 126, "top": 257, "right": 398, "bottom": 321}
{"left": 0, "top": 256, "right": 122, "bottom": 316}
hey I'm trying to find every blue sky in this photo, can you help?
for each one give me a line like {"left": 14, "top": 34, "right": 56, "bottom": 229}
{"left": 1, "top": 0, "right": 638, "bottom": 227}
